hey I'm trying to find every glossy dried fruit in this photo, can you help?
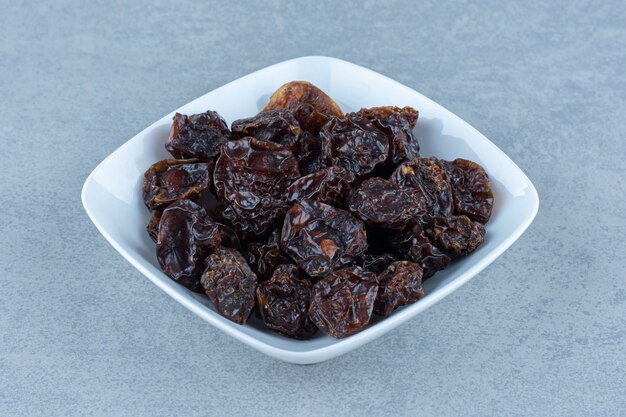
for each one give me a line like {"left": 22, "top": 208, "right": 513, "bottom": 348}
{"left": 166, "top": 111, "right": 231, "bottom": 160}
{"left": 286, "top": 167, "right": 355, "bottom": 206}
{"left": 281, "top": 200, "right": 368, "bottom": 278}
{"left": 389, "top": 225, "right": 451, "bottom": 278}
{"left": 256, "top": 264, "right": 317, "bottom": 339}
{"left": 263, "top": 81, "right": 343, "bottom": 134}
{"left": 348, "top": 177, "right": 429, "bottom": 230}
{"left": 351, "top": 106, "right": 420, "bottom": 166}
{"left": 231, "top": 109, "right": 302, "bottom": 153}
{"left": 244, "top": 229, "right": 288, "bottom": 281}
{"left": 201, "top": 248, "right": 258, "bottom": 324}
{"left": 309, "top": 266, "right": 378, "bottom": 338}
{"left": 156, "top": 200, "right": 233, "bottom": 291}
{"left": 146, "top": 210, "right": 162, "bottom": 243}
{"left": 321, "top": 116, "right": 389, "bottom": 177}
{"left": 214, "top": 137, "right": 300, "bottom": 237}
{"left": 142, "top": 159, "right": 212, "bottom": 211}
{"left": 443, "top": 159, "right": 494, "bottom": 224}
{"left": 374, "top": 261, "right": 424, "bottom": 317}
{"left": 391, "top": 157, "right": 453, "bottom": 222}
{"left": 426, "top": 215, "right": 485, "bottom": 256}
{"left": 352, "top": 106, "right": 419, "bottom": 128}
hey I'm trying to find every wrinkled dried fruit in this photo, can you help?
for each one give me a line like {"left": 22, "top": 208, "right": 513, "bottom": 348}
{"left": 362, "top": 252, "right": 398, "bottom": 274}
{"left": 263, "top": 81, "right": 343, "bottom": 134}
{"left": 147, "top": 210, "right": 162, "bottom": 243}
{"left": 146, "top": 86, "right": 496, "bottom": 337}
{"left": 426, "top": 215, "right": 485, "bottom": 256}
{"left": 351, "top": 106, "right": 420, "bottom": 165}
{"left": 156, "top": 200, "right": 233, "bottom": 291}
{"left": 348, "top": 177, "right": 429, "bottom": 230}
{"left": 443, "top": 159, "right": 494, "bottom": 224}
{"left": 231, "top": 109, "right": 302, "bottom": 153}
{"left": 256, "top": 264, "right": 317, "bottom": 339}
{"left": 351, "top": 106, "right": 419, "bottom": 128}
{"left": 391, "top": 157, "right": 453, "bottom": 221}
{"left": 321, "top": 116, "right": 390, "bottom": 177}
{"left": 142, "top": 159, "right": 212, "bottom": 211}
{"left": 286, "top": 167, "right": 355, "bottom": 206}
{"left": 281, "top": 200, "right": 368, "bottom": 278}
{"left": 374, "top": 261, "right": 424, "bottom": 317}
{"left": 214, "top": 137, "right": 300, "bottom": 237}
{"left": 245, "top": 229, "right": 289, "bottom": 281}
{"left": 201, "top": 248, "right": 258, "bottom": 324}
{"left": 389, "top": 225, "right": 451, "bottom": 278}
{"left": 166, "top": 111, "right": 231, "bottom": 160}
{"left": 309, "top": 266, "right": 378, "bottom": 338}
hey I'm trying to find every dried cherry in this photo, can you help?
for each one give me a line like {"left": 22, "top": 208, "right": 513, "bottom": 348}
{"left": 389, "top": 225, "right": 451, "bottom": 278}
{"left": 142, "top": 159, "right": 212, "bottom": 211}
{"left": 256, "top": 264, "right": 317, "bottom": 339}
{"left": 374, "top": 261, "right": 425, "bottom": 317}
{"left": 443, "top": 159, "right": 494, "bottom": 224}
{"left": 308, "top": 266, "right": 378, "bottom": 338}
{"left": 391, "top": 157, "right": 453, "bottom": 221}
{"left": 426, "top": 215, "right": 485, "bottom": 256}
{"left": 351, "top": 106, "right": 420, "bottom": 166}
{"left": 286, "top": 166, "right": 355, "bottom": 206}
{"left": 214, "top": 137, "right": 300, "bottom": 237}
{"left": 231, "top": 109, "right": 302, "bottom": 153}
{"left": 201, "top": 247, "right": 258, "bottom": 324}
{"left": 281, "top": 200, "right": 368, "bottom": 278}
{"left": 156, "top": 200, "right": 234, "bottom": 291}
{"left": 352, "top": 106, "right": 419, "bottom": 128}
{"left": 166, "top": 111, "right": 230, "bottom": 160}
{"left": 348, "top": 177, "right": 428, "bottom": 230}
{"left": 320, "top": 116, "right": 389, "bottom": 177}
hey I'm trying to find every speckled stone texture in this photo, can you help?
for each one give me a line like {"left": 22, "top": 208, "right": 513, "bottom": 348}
{"left": 1, "top": 0, "right": 625, "bottom": 416}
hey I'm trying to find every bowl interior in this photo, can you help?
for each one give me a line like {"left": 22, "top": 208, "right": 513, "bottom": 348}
{"left": 82, "top": 57, "right": 538, "bottom": 361}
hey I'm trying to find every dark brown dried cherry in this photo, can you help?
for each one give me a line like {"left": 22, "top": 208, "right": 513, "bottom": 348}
{"left": 256, "top": 264, "right": 317, "bottom": 339}
{"left": 231, "top": 109, "right": 302, "bottom": 153}
{"left": 308, "top": 266, "right": 378, "bottom": 338}
{"left": 143, "top": 159, "right": 212, "bottom": 211}
{"left": 320, "top": 116, "right": 389, "bottom": 177}
{"left": 213, "top": 137, "right": 300, "bottom": 237}
{"left": 286, "top": 166, "right": 355, "bottom": 206}
{"left": 281, "top": 200, "right": 368, "bottom": 278}
{"left": 426, "top": 215, "right": 485, "bottom": 256}
{"left": 391, "top": 157, "right": 453, "bottom": 222}
{"left": 166, "top": 111, "right": 231, "bottom": 160}
{"left": 201, "top": 247, "right": 258, "bottom": 324}
{"left": 374, "top": 261, "right": 425, "bottom": 317}
{"left": 156, "top": 200, "right": 235, "bottom": 291}
{"left": 388, "top": 225, "right": 451, "bottom": 278}
{"left": 351, "top": 106, "right": 420, "bottom": 166}
{"left": 348, "top": 177, "right": 429, "bottom": 230}
{"left": 443, "top": 159, "right": 494, "bottom": 224}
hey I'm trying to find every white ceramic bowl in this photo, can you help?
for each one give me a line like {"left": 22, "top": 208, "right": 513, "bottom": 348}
{"left": 82, "top": 56, "right": 539, "bottom": 364}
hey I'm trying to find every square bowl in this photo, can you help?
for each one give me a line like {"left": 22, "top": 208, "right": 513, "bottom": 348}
{"left": 82, "top": 56, "right": 539, "bottom": 364}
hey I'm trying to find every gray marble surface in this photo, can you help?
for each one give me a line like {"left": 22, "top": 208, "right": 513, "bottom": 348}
{"left": 1, "top": 0, "right": 625, "bottom": 416}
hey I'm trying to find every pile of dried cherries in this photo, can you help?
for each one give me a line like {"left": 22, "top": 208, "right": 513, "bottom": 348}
{"left": 142, "top": 81, "right": 494, "bottom": 339}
